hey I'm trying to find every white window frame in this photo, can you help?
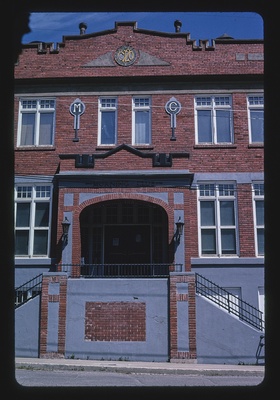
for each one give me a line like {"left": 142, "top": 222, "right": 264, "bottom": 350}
{"left": 197, "top": 182, "right": 238, "bottom": 257}
{"left": 252, "top": 182, "right": 264, "bottom": 257}
{"left": 15, "top": 184, "right": 52, "bottom": 258}
{"left": 247, "top": 94, "right": 264, "bottom": 144}
{"left": 132, "top": 96, "right": 151, "bottom": 145}
{"left": 17, "top": 98, "right": 56, "bottom": 147}
{"left": 258, "top": 286, "right": 265, "bottom": 323}
{"left": 194, "top": 95, "right": 233, "bottom": 144}
{"left": 98, "top": 97, "right": 118, "bottom": 146}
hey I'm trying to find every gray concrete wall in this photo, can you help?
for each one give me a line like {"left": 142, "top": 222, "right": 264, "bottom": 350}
{"left": 15, "top": 295, "right": 40, "bottom": 357}
{"left": 196, "top": 295, "right": 263, "bottom": 364}
{"left": 14, "top": 271, "right": 265, "bottom": 364}
{"left": 64, "top": 278, "right": 169, "bottom": 362}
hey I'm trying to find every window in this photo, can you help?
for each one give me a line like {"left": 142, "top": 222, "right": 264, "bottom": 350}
{"left": 98, "top": 97, "right": 117, "bottom": 145}
{"left": 132, "top": 97, "right": 151, "bottom": 145}
{"left": 15, "top": 185, "right": 52, "bottom": 257}
{"left": 247, "top": 95, "right": 264, "bottom": 143}
{"left": 198, "top": 183, "right": 237, "bottom": 256}
{"left": 195, "top": 95, "right": 233, "bottom": 144}
{"left": 17, "top": 99, "right": 55, "bottom": 146}
{"left": 258, "top": 286, "right": 265, "bottom": 323}
{"left": 252, "top": 182, "right": 264, "bottom": 256}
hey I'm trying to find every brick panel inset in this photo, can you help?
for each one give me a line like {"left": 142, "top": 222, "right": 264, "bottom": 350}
{"left": 85, "top": 301, "right": 146, "bottom": 341}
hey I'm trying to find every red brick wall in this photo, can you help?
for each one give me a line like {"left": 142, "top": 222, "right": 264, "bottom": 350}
{"left": 85, "top": 301, "right": 146, "bottom": 341}
{"left": 14, "top": 90, "right": 263, "bottom": 176}
{"left": 15, "top": 22, "right": 263, "bottom": 271}
{"left": 237, "top": 183, "right": 256, "bottom": 257}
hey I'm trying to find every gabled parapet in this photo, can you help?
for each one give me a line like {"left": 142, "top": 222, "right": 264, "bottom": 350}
{"left": 16, "top": 19, "right": 263, "bottom": 78}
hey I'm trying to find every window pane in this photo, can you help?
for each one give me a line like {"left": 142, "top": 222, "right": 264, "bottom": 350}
{"left": 199, "top": 184, "right": 215, "bottom": 196}
{"left": 200, "top": 201, "right": 215, "bottom": 226}
{"left": 36, "top": 186, "right": 51, "bottom": 198}
{"left": 16, "top": 203, "right": 30, "bottom": 227}
{"left": 101, "top": 111, "right": 116, "bottom": 144}
{"left": 253, "top": 183, "right": 264, "bottom": 196}
{"left": 135, "top": 111, "right": 150, "bottom": 144}
{"left": 221, "top": 229, "right": 236, "bottom": 254}
{"left": 39, "top": 113, "right": 53, "bottom": 145}
{"left": 15, "top": 231, "right": 29, "bottom": 255}
{"left": 197, "top": 110, "right": 212, "bottom": 143}
{"left": 220, "top": 201, "right": 235, "bottom": 225}
{"left": 250, "top": 110, "right": 264, "bottom": 142}
{"left": 257, "top": 228, "right": 264, "bottom": 255}
{"left": 21, "top": 113, "right": 35, "bottom": 145}
{"left": 35, "top": 203, "right": 49, "bottom": 227}
{"left": 216, "top": 110, "right": 231, "bottom": 142}
{"left": 33, "top": 230, "right": 48, "bottom": 255}
{"left": 201, "top": 229, "right": 216, "bottom": 254}
{"left": 256, "top": 200, "right": 264, "bottom": 225}
{"left": 17, "top": 186, "right": 32, "bottom": 198}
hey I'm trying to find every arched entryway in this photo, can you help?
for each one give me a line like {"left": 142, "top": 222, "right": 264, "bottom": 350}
{"left": 79, "top": 199, "right": 169, "bottom": 275}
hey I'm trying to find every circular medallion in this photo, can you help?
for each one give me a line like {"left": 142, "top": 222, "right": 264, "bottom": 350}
{"left": 114, "top": 46, "right": 137, "bottom": 66}
{"left": 165, "top": 98, "right": 181, "bottom": 115}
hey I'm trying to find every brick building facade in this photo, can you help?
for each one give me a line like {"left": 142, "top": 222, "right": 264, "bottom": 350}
{"left": 14, "top": 20, "right": 264, "bottom": 363}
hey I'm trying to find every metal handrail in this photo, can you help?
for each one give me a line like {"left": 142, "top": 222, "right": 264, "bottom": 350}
{"left": 256, "top": 334, "right": 265, "bottom": 365}
{"left": 195, "top": 273, "right": 264, "bottom": 331}
{"left": 15, "top": 273, "right": 43, "bottom": 308}
{"left": 56, "top": 263, "right": 182, "bottom": 278}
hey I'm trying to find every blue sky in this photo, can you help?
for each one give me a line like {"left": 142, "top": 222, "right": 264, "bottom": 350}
{"left": 22, "top": 12, "right": 264, "bottom": 44}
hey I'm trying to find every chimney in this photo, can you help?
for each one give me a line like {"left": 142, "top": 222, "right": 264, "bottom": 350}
{"left": 174, "top": 20, "right": 182, "bottom": 33}
{"left": 79, "top": 22, "right": 87, "bottom": 35}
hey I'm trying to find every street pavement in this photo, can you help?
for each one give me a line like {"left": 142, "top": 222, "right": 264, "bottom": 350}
{"left": 15, "top": 357, "right": 265, "bottom": 377}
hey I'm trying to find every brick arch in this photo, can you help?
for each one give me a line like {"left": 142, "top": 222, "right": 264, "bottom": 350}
{"left": 71, "top": 193, "right": 175, "bottom": 266}
{"left": 77, "top": 193, "right": 174, "bottom": 227}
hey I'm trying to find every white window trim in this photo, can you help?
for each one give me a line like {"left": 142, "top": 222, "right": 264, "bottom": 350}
{"left": 97, "top": 97, "right": 118, "bottom": 146}
{"left": 14, "top": 184, "right": 53, "bottom": 258}
{"left": 17, "top": 98, "right": 56, "bottom": 147}
{"left": 197, "top": 181, "right": 239, "bottom": 257}
{"left": 258, "top": 286, "right": 265, "bottom": 322}
{"left": 252, "top": 181, "right": 264, "bottom": 257}
{"left": 194, "top": 95, "right": 233, "bottom": 144}
{"left": 132, "top": 96, "right": 151, "bottom": 145}
{"left": 247, "top": 94, "right": 264, "bottom": 144}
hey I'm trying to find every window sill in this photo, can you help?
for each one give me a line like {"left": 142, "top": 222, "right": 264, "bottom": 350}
{"left": 248, "top": 143, "right": 264, "bottom": 148}
{"left": 193, "top": 144, "right": 237, "bottom": 149}
{"left": 15, "top": 146, "right": 56, "bottom": 151}
{"left": 191, "top": 257, "right": 264, "bottom": 265}
{"left": 134, "top": 145, "right": 154, "bottom": 150}
{"left": 15, "top": 257, "right": 53, "bottom": 266}
{"left": 95, "top": 145, "right": 116, "bottom": 150}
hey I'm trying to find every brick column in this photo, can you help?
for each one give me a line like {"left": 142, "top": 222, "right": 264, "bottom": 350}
{"left": 169, "top": 272, "right": 197, "bottom": 362}
{"left": 39, "top": 273, "right": 68, "bottom": 358}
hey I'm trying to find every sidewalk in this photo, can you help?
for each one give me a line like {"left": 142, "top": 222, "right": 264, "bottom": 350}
{"left": 15, "top": 357, "right": 265, "bottom": 377}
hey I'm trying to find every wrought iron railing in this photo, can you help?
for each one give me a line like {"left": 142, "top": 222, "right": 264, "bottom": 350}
{"left": 56, "top": 263, "right": 182, "bottom": 278}
{"left": 195, "top": 273, "right": 264, "bottom": 331}
{"left": 15, "top": 273, "right": 43, "bottom": 308}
